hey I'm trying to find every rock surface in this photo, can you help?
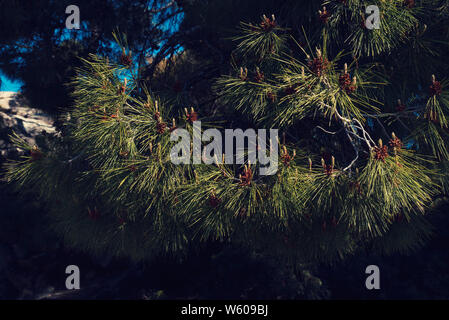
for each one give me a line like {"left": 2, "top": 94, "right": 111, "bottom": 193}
{"left": 0, "top": 91, "right": 55, "bottom": 160}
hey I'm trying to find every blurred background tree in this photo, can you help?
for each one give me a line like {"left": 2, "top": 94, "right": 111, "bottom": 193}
{"left": 0, "top": 0, "right": 182, "bottom": 115}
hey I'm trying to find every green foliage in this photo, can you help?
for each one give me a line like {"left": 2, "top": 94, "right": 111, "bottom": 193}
{"left": 4, "top": 0, "right": 449, "bottom": 266}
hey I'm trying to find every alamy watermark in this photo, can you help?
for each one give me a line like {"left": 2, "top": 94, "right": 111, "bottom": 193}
{"left": 170, "top": 121, "right": 279, "bottom": 175}
{"left": 365, "top": 5, "right": 380, "bottom": 30}
{"left": 365, "top": 265, "right": 380, "bottom": 290}
{"left": 65, "top": 5, "right": 80, "bottom": 30}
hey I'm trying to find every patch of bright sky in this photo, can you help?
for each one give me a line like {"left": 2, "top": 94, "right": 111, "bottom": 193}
{"left": 0, "top": 71, "right": 22, "bottom": 92}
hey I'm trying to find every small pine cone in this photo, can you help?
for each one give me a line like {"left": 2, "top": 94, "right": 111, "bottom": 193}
{"left": 430, "top": 76, "right": 442, "bottom": 96}
{"left": 280, "top": 147, "right": 295, "bottom": 167}
{"left": 153, "top": 111, "right": 160, "bottom": 121}
{"left": 186, "top": 111, "right": 198, "bottom": 123}
{"left": 253, "top": 68, "right": 264, "bottom": 83}
{"left": 281, "top": 153, "right": 292, "bottom": 166}
{"left": 239, "top": 166, "right": 253, "bottom": 186}
{"left": 339, "top": 73, "right": 351, "bottom": 90}
{"left": 156, "top": 121, "right": 167, "bottom": 134}
{"left": 373, "top": 141, "right": 389, "bottom": 162}
{"left": 120, "top": 52, "right": 132, "bottom": 67}
{"left": 321, "top": 156, "right": 335, "bottom": 175}
{"left": 308, "top": 57, "right": 329, "bottom": 77}
{"left": 284, "top": 83, "right": 300, "bottom": 95}
{"left": 239, "top": 67, "right": 248, "bottom": 81}
{"left": 318, "top": 7, "right": 330, "bottom": 23}
{"left": 266, "top": 90, "right": 276, "bottom": 102}
{"left": 339, "top": 73, "right": 356, "bottom": 94}
{"left": 259, "top": 14, "right": 276, "bottom": 32}
{"left": 323, "top": 164, "right": 333, "bottom": 175}
{"left": 30, "top": 146, "right": 42, "bottom": 161}
{"left": 389, "top": 136, "right": 403, "bottom": 150}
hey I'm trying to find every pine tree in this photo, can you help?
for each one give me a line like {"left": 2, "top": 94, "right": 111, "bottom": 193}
{"left": 3, "top": 0, "right": 449, "bottom": 265}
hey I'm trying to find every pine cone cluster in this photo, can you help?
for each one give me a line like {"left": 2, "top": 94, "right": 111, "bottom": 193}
{"left": 318, "top": 7, "right": 330, "bottom": 24}
{"left": 239, "top": 67, "right": 248, "bottom": 81}
{"left": 389, "top": 134, "right": 403, "bottom": 150}
{"left": 156, "top": 120, "right": 167, "bottom": 134}
{"left": 120, "top": 50, "right": 132, "bottom": 67}
{"left": 253, "top": 68, "right": 264, "bottom": 83}
{"left": 259, "top": 14, "right": 276, "bottom": 32}
{"left": 373, "top": 140, "right": 389, "bottom": 162}
{"left": 339, "top": 64, "right": 356, "bottom": 94}
{"left": 308, "top": 51, "right": 329, "bottom": 77}
{"left": 266, "top": 90, "right": 276, "bottom": 102}
{"left": 185, "top": 107, "right": 198, "bottom": 123}
{"left": 30, "top": 146, "right": 42, "bottom": 161}
{"left": 239, "top": 165, "right": 253, "bottom": 186}
{"left": 430, "top": 75, "right": 442, "bottom": 96}
{"left": 280, "top": 146, "right": 295, "bottom": 167}
{"left": 321, "top": 156, "right": 335, "bottom": 176}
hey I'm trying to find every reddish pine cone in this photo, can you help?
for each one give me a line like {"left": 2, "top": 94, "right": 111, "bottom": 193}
{"left": 120, "top": 52, "right": 132, "bottom": 67}
{"left": 239, "top": 165, "right": 253, "bottom": 186}
{"left": 259, "top": 14, "right": 276, "bottom": 31}
{"left": 186, "top": 111, "right": 198, "bottom": 123}
{"left": 156, "top": 121, "right": 167, "bottom": 134}
{"left": 430, "top": 77, "right": 442, "bottom": 96}
{"left": 308, "top": 56, "right": 329, "bottom": 77}
{"left": 30, "top": 146, "right": 42, "bottom": 161}
{"left": 266, "top": 90, "right": 276, "bottom": 102}
{"left": 318, "top": 7, "right": 330, "bottom": 23}
{"left": 253, "top": 68, "right": 264, "bottom": 83}
{"left": 373, "top": 140, "right": 389, "bottom": 162}
{"left": 389, "top": 134, "right": 403, "bottom": 150}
